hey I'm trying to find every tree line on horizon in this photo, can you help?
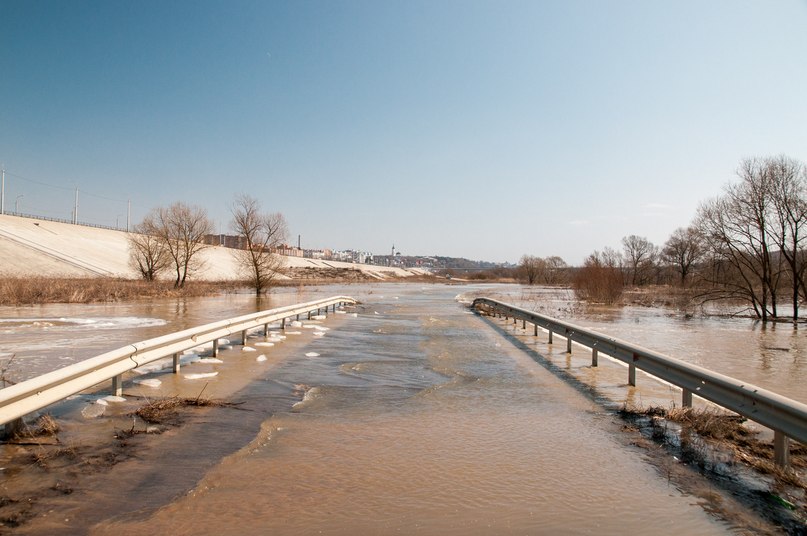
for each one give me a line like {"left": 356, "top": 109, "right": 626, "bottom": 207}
{"left": 518, "top": 155, "right": 807, "bottom": 322}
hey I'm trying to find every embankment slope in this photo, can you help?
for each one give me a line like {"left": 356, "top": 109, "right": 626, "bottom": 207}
{"left": 0, "top": 214, "right": 422, "bottom": 281}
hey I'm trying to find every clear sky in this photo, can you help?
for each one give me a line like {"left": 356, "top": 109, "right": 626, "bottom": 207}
{"left": 1, "top": 1, "right": 806, "bottom": 264}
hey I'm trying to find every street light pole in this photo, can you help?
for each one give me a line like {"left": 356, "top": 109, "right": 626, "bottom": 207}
{"left": 15, "top": 194, "right": 23, "bottom": 213}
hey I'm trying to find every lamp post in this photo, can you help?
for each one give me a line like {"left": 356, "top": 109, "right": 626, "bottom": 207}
{"left": 15, "top": 195, "right": 23, "bottom": 213}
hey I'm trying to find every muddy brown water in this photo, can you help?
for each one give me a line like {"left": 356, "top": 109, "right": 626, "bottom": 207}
{"left": 1, "top": 283, "right": 803, "bottom": 534}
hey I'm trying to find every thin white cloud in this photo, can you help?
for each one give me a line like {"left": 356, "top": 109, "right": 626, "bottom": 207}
{"left": 643, "top": 202, "right": 673, "bottom": 210}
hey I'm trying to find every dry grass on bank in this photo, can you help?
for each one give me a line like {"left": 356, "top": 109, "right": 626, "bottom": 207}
{"left": 621, "top": 405, "right": 806, "bottom": 490}
{"left": 7, "top": 414, "right": 60, "bottom": 441}
{"left": 0, "top": 277, "right": 243, "bottom": 306}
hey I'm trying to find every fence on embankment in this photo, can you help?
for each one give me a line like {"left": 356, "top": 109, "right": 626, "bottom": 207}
{"left": 472, "top": 297, "right": 807, "bottom": 468}
{"left": 0, "top": 296, "right": 357, "bottom": 436}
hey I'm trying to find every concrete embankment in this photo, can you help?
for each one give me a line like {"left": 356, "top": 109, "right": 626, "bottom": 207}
{"left": 0, "top": 214, "right": 422, "bottom": 281}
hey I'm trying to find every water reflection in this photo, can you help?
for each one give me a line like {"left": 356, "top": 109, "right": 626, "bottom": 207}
{"left": 480, "top": 285, "right": 807, "bottom": 403}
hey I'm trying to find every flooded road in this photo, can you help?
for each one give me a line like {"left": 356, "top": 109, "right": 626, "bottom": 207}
{"left": 2, "top": 283, "right": 802, "bottom": 533}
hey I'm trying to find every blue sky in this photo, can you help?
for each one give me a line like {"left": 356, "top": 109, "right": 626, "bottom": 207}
{"left": 1, "top": 1, "right": 806, "bottom": 264}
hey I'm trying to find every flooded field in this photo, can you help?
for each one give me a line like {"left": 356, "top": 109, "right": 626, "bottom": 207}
{"left": 1, "top": 283, "right": 803, "bottom": 534}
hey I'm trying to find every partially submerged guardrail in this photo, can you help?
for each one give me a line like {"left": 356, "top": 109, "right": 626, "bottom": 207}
{"left": 473, "top": 297, "right": 807, "bottom": 467}
{"left": 0, "top": 296, "right": 357, "bottom": 435}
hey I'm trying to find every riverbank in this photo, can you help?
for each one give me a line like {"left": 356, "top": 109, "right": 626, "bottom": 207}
{"left": 0, "top": 214, "right": 426, "bottom": 284}
{"left": 0, "top": 277, "right": 241, "bottom": 306}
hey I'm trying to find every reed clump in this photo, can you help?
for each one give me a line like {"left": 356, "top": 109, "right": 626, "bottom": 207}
{"left": 0, "top": 277, "right": 240, "bottom": 305}
{"left": 133, "top": 396, "right": 237, "bottom": 425}
{"left": 10, "top": 414, "right": 61, "bottom": 440}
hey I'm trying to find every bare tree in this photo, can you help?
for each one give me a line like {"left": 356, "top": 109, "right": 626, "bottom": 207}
{"left": 621, "top": 235, "right": 657, "bottom": 286}
{"left": 696, "top": 158, "right": 783, "bottom": 320}
{"left": 766, "top": 155, "right": 807, "bottom": 320}
{"left": 542, "top": 256, "right": 568, "bottom": 285}
{"left": 231, "top": 195, "right": 288, "bottom": 295}
{"left": 151, "top": 202, "right": 213, "bottom": 289}
{"left": 662, "top": 226, "right": 704, "bottom": 285}
{"left": 127, "top": 215, "right": 170, "bottom": 281}
{"left": 519, "top": 255, "right": 541, "bottom": 285}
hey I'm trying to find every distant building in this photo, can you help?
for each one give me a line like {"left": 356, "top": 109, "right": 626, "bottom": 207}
{"left": 204, "top": 234, "right": 245, "bottom": 249}
{"left": 274, "top": 244, "right": 304, "bottom": 258}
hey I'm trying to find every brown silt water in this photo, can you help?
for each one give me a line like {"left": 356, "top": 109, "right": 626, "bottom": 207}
{"left": 1, "top": 283, "right": 799, "bottom": 533}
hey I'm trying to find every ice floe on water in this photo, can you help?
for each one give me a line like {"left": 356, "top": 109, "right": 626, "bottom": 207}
{"left": 198, "top": 357, "right": 223, "bottom": 364}
{"left": 242, "top": 347, "right": 256, "bottom": 352}
{"left": 313, "top": 332, "right": 325, "bottom": 337}
{"left": 132, "top": 376, "right": 162, "bottom": 387}
{"left": 95, "top": 398, "right": 109, "bottom": 406}
{"left": 311, "top": 315, "right": 327, "bottom": 320}
{"left": 184, "top": 372, "right": 218, "bottom": 380}
{"left": 284, "top": 331, "right": 302, "bottom": 335}
{"left": 133, "top": 378, "right": 162, "bottom": 388}
{"left": 256, "top": 354, "right": 268, "bottom": 362}
{"left": 102, "top": 395, "right": 126, "bottom": 403}
{"left": 0, "top": 316, "right": 168, "bottom": 332}
{"left": 81, "top": 404, "right": 106, "bottom": 419}
{"left": 254, "top": 342, "right": 274, "bottom": 347}
{"left": 314, "top": 326, "right": 329, "bottom": 332}
{"left": 335, "top": 310, "right": 346, "bottom": 314}
{"left": 290, "top": 321, "right": 303, "bottom": 328}
{"left": 305, "top": 352, "right": 320, "bottom": 357}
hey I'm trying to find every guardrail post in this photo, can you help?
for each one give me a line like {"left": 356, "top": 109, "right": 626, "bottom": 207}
{"left": 308, "top": 311, "right": 312, "bottom": 320}
{"left": 629, "top": 353, "right": 637, "bottom": 386}
{"left": 682, "top": 388, "right": 692, "bottom": 407}
{"left": 263, "top": 323, "right": 269, "bottom": 337}
{"left": 548, "top": 330, "right": 553, "bottom": 344}
{"left": 774, "top": 430, "right": 790, "bottom": 467}
{"left": 522, "top": 319, "right": 526, "bottom": 329}
{"left": 112, "top": 374, "right": 122, "bottom": 396}
{"left": 591, "top": 347, "right": 598, "bottom": 367}
{"left": 296, "top": 314, "right": 300, "bottom": 321}
{"left": 173, "top": 353, "right": 180, "bottom": 373}
{"left": 241, "top": 329, "right": 248, "bottom": 345}
{"left": 566, "top": 332, "right": 572, "bottom": 354}
{"left": 533, "top": 323, "right": 538, "bottom": 336}
{"left": 213, "top": 339, "right": 219, "bottom": 357}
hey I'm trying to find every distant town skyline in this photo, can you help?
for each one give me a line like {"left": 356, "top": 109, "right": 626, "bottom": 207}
{"left": 2, "top": 1, "right": 806, "bottom": 264}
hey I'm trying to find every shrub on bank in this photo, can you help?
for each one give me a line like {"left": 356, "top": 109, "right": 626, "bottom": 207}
{"left": 0, "top": 277, "right": 240, "bottom": 305}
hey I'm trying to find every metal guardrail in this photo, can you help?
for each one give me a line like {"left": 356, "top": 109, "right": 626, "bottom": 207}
{"left": 2, "top": 211, "right": 127, "bottom": 232}
{"left": 0, "top": 296, "right": 357, "bottom": 434}
{"left": 472, "top": 297, "right": 807, "bottom": 467}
